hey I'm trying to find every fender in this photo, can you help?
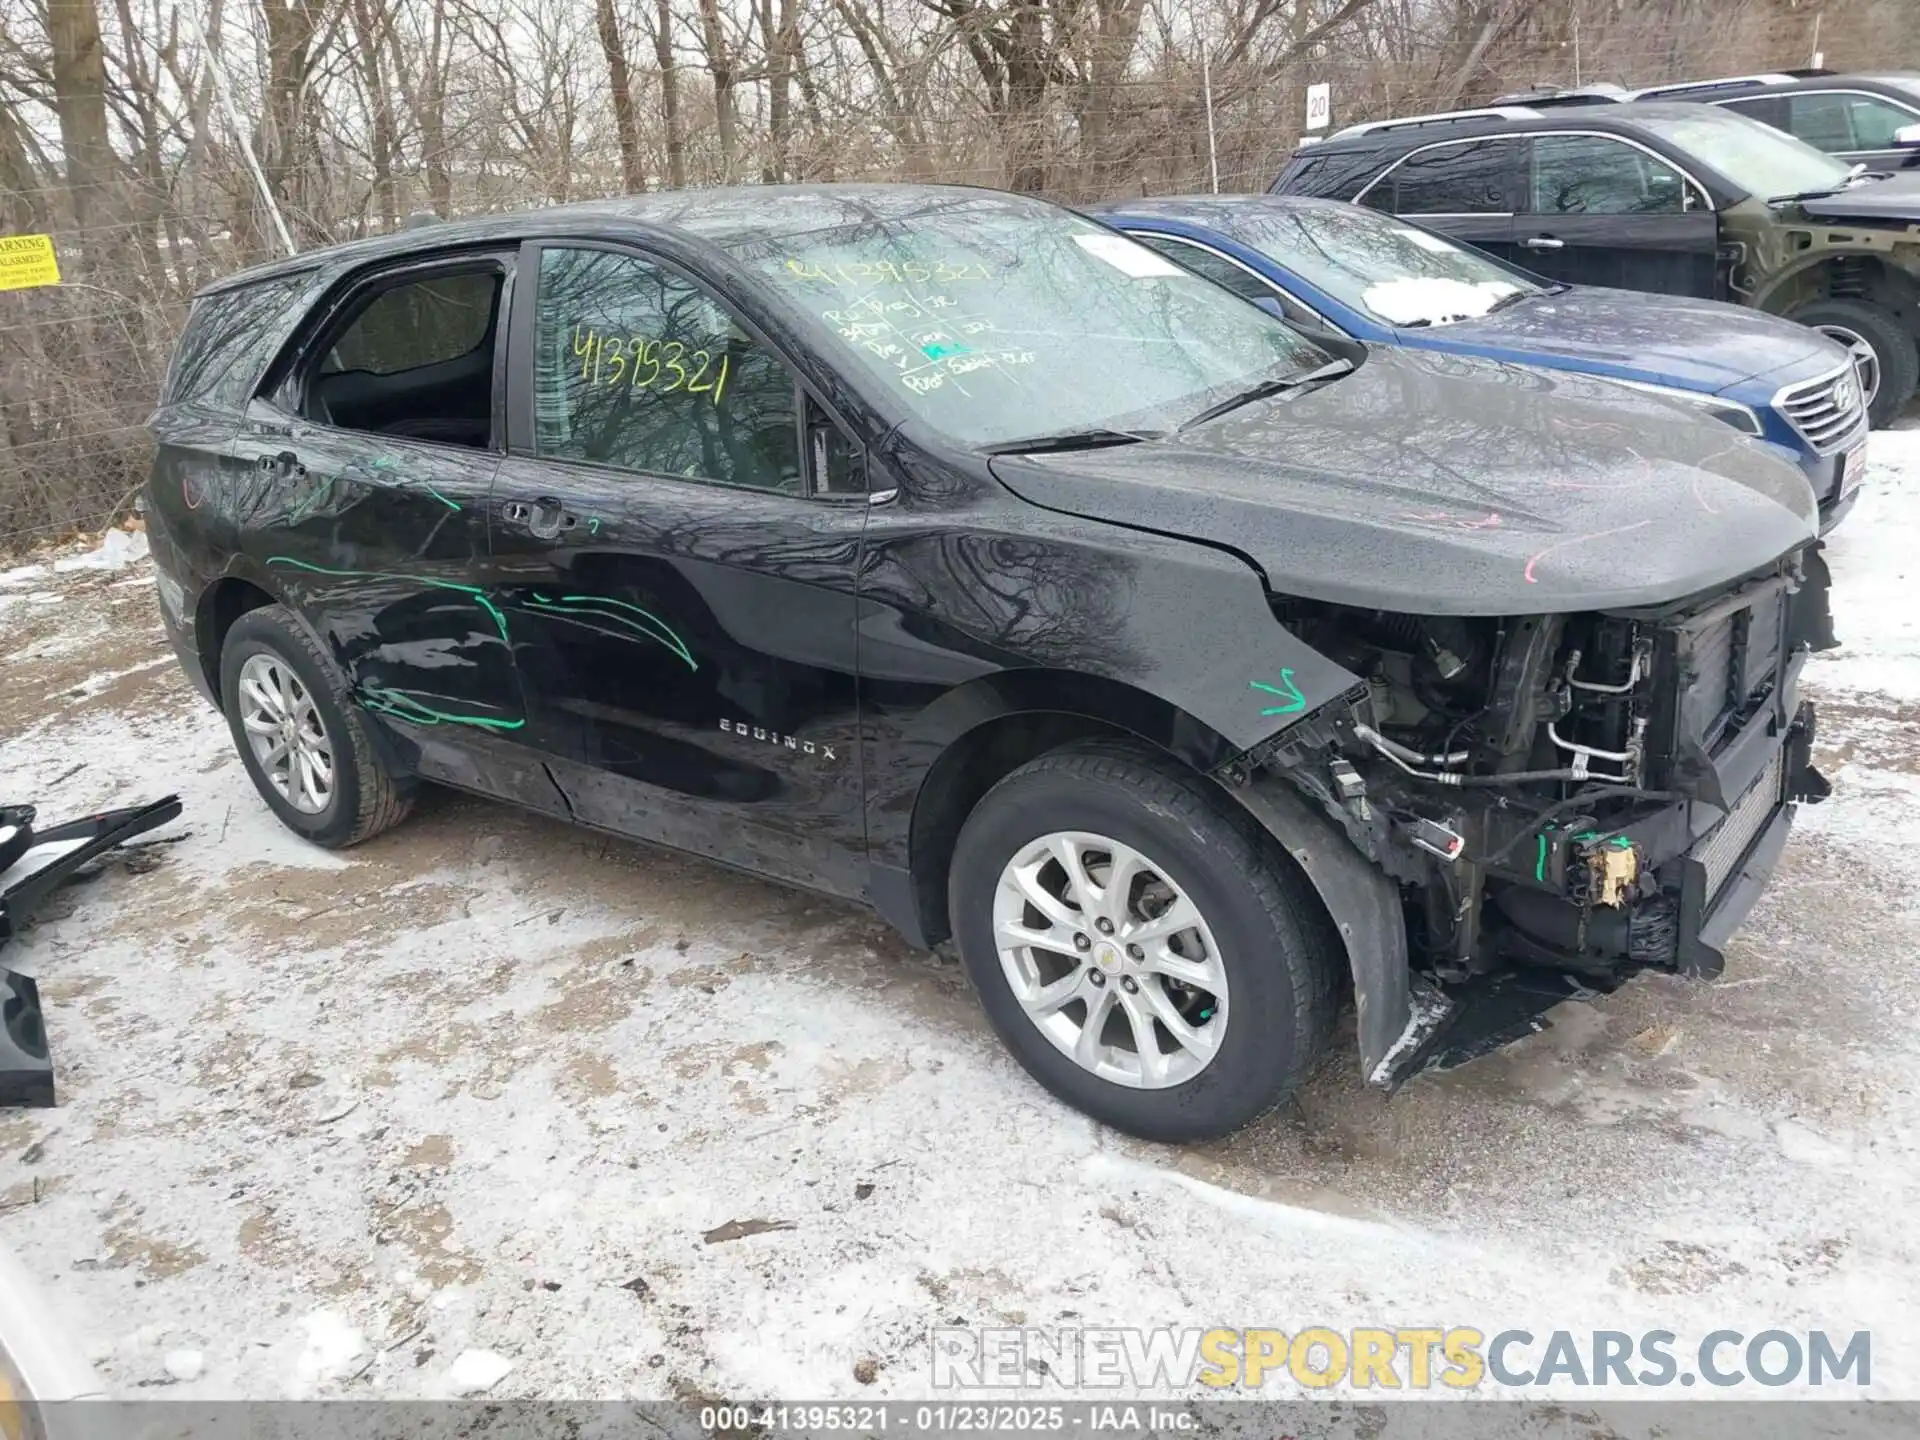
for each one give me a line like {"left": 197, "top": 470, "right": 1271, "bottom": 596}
{"left": 1226, "top": 774, "right": 1411, "bottom": 1084}
{"left": 865, "top": 668, "right": 1242, "bottom": 948}
{"left": 1747, "top": 242, "right": 1920, "bottom": 313}
{"left": 187, "top": 550, "right": 313, "bottom": 690}
{"left": 895, "top": 667, "right": 1242, "bottom": 778}
{"left": 189, "top": 553, "right": 424, "bottom": 784}
{"left": 856, "top": 502, "right": 1367, "bottom": 950}
{"left": 856, "top": 497, "right": 1366, "bottom": 828}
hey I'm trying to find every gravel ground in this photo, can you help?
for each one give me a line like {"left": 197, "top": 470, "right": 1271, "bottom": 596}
{"left": 1, "top": 423, "right": 1917, "bottom": 1406}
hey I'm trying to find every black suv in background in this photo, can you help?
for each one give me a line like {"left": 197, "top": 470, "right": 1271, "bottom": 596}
{"left": 1499, "top": 70, "right": 1920, "bottom": 172}
{"left": 1274, "top": 100, "right": 1920, "bottom": 424}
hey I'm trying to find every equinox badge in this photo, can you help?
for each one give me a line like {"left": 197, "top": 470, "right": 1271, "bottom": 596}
{"left": 720, "top": 719, "right": 837, "bottom": 760}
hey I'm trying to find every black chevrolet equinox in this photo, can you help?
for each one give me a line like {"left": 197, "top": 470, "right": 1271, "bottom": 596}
{"left": 147, "top": 184, "right": 1832, "bottom": 1141}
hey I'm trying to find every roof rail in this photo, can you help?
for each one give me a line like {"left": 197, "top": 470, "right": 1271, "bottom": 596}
{"left": 1331, "top": 105, "right": 1540, "bottom": 139}
{"left": 1630, "top": 72, "right": 1799, "bottom": 98}
{"left": 1492, "top": 83, "right": 1628, "bottom": 108}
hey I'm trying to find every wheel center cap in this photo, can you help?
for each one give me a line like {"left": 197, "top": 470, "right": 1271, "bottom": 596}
{"left": 1092, "top": 941, "right": 1122, "bottom": 971}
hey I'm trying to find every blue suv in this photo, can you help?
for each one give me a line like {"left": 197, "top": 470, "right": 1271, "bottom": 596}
{"left": 1089, "top": 194, "right": 1866, "bottom": 531}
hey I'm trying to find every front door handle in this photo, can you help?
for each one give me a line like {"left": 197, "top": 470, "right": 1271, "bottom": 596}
{"left": 257, "top": 450, "right": 306, "bottom": 478}
{"left": 1520, "top": 235, "right": 1565, "bottom": 251}
{"left": 501, "top": 497, "right": 578, "bottom": 540}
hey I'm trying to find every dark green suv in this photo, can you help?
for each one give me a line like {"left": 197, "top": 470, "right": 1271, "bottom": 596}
{"left": 1275, "top": 101, "right": 1920, "bottom": 424}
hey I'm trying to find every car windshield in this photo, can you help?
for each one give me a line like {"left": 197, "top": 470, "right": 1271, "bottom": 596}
{"left": 1214, "top": 204, "right": 1539, "bottom": 327}
{"left": 1631, "top": 107, "right": 1855, "bottom": 197}
{"left": 733, "top": 195, "right": 1332, "bottom": 447}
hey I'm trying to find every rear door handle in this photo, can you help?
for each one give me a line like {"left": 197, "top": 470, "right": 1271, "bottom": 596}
{"left": 1520, "top": 236, "right": 1565, "bottom": 251}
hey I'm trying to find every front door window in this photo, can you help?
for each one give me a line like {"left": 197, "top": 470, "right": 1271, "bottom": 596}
{"left": 1528, "top": 135, "right": 1688, "bottom": 215}
{"left": 1784, "top": 92, "right": 1920, "bottom": 153}
{"left": 533, "top": 247, "right": 802, "bottom": 493}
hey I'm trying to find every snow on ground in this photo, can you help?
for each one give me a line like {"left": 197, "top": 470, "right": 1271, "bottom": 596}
{"left": 2, "top": 428, "right": 1919, "bottom": 1409}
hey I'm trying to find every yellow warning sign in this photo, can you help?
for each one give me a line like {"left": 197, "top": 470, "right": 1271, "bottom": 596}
{"left": 0, "top": 234, "right": 61, "bottom": 291}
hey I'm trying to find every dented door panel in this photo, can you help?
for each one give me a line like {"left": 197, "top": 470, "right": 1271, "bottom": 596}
{"left": 485, "top": 455, "right": 868, "bottom": 897}
{"left": 229, "top": 410, "right": 517, "bottom": 731}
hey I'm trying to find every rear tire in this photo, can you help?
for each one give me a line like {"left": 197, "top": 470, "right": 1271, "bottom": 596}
{"left": 219, "top": 605, "right": 415, "bottom": 849}
{"left": 949, "top": 742, "right": 1342, "bottom": 1142}
{"left": 1789, "top": 297, "right": 1918, "bottom": 428}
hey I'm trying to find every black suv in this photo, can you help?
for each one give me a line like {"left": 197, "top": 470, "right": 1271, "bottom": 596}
{"left": 1275, "top": 100, "right": 1920, "bottom": 424}
{"left": 147, "top": 185, "right": 1830, "bottom": 1142}
{"left": 1550, "top": 70, "right": 1920, "bottom": 173}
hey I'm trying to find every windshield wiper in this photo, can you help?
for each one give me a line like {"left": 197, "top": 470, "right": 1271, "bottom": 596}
{"left": 1486, "top": 289, "right": 1538, "bottom": 314}
{"left": 1767, "top": 175, "right": 1875, "bottom": 205}
{"left": 983, "top": 427, "right": 1159, "bottom": 456}
{"left": 1177, "top": 359, "right": 1355, "bottom": 433}
{"left": 1767, "top": 186, "right": 1853, "bottom": 204}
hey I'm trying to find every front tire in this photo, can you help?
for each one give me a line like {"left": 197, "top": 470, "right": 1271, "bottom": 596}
{"left": 949, "top": 743, "right": 1342, "bottom": 1142}
{"left": 218, "top": 605, "right": 414, "bottom": 848}
{"left": 1790, "top": 297, "right": 1918, "bottom": 428}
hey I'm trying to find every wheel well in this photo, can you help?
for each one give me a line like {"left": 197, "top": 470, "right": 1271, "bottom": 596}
{"left": 908, "top": 712, "right": 1143, "bottom": 946}
{"left": 195, "top": 577, "right": 276, "bottom": 698}
{"left": 1762, "top": 253, "right": 1920, "bottom": 325}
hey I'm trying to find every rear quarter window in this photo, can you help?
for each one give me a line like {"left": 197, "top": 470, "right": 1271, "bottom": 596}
{"left": 1273, "top": 148, "right": 1385, "bottom": 200}
{"left": 162, "top": 272, "right": 314, "bottom": 410}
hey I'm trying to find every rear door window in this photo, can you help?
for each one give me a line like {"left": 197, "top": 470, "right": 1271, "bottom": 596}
{"left": 322, "top": 272, "right": 498, "bottom": 376}
{"left": 1717, "top": 95, "right": 1789, "bottom": 131}
{"left": 1527, "top": 134, "right": 1689, "bottom": 214}
{"left": 302, "top": 263, "right": 506, "bottom": 450}
{"left": 1365, "top": 139, "right": 1519, "bottom": 215}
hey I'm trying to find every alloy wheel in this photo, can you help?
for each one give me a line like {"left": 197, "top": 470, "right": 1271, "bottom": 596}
{"left": 991, "top": 831, "right": 1228, "bottom": 1089}
{"left": 236, "top": 653, "right": 335, "bottom": 815}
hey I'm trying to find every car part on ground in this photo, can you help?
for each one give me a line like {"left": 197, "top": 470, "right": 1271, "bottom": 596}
{"left": 1, "top": 795, "right": 183, "bottom": 1108}
{"left": 1, "top": 968, "right": 50, "bottom": 1109}
{"left": 147, "top": 184, "right": 1831, "bottom": 1141}
{"left": 1270, "top": 100, "right": 1920, "bottom": 426}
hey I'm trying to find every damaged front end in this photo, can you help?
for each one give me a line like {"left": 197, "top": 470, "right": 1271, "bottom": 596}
{"left": 1235, "top": 546, "right": 1834, "bottom": 1088}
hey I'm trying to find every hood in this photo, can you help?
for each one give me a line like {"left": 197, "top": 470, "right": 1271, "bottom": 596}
{"left": 1796, "top": 170, "right": 1920, "bottom": 223}
{"left": 1427, "top": 285, "right": 1834, "bottom": 389}
{"left": 987, "top": 347, "right": 1817, "bottom": 617}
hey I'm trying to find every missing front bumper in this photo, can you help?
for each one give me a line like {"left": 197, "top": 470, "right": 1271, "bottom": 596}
{"left": 1376, "top": 706, "right": 1824, "bottom": 1089}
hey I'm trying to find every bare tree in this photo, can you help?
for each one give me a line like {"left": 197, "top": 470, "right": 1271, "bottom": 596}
{"left": 596, "top": 0, "right": 647, "bottom": 192}
{"left": 45, "top": 0, "right": 117, "bottom": 237}
{"left": 2, "top": 0, "right": 1916, "bottom": 541}
{"left": 695, "top": 0, "right": 740, "bottom": 182}
{"left": 650, "top": 0, "right": 688, "bottom": 188}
